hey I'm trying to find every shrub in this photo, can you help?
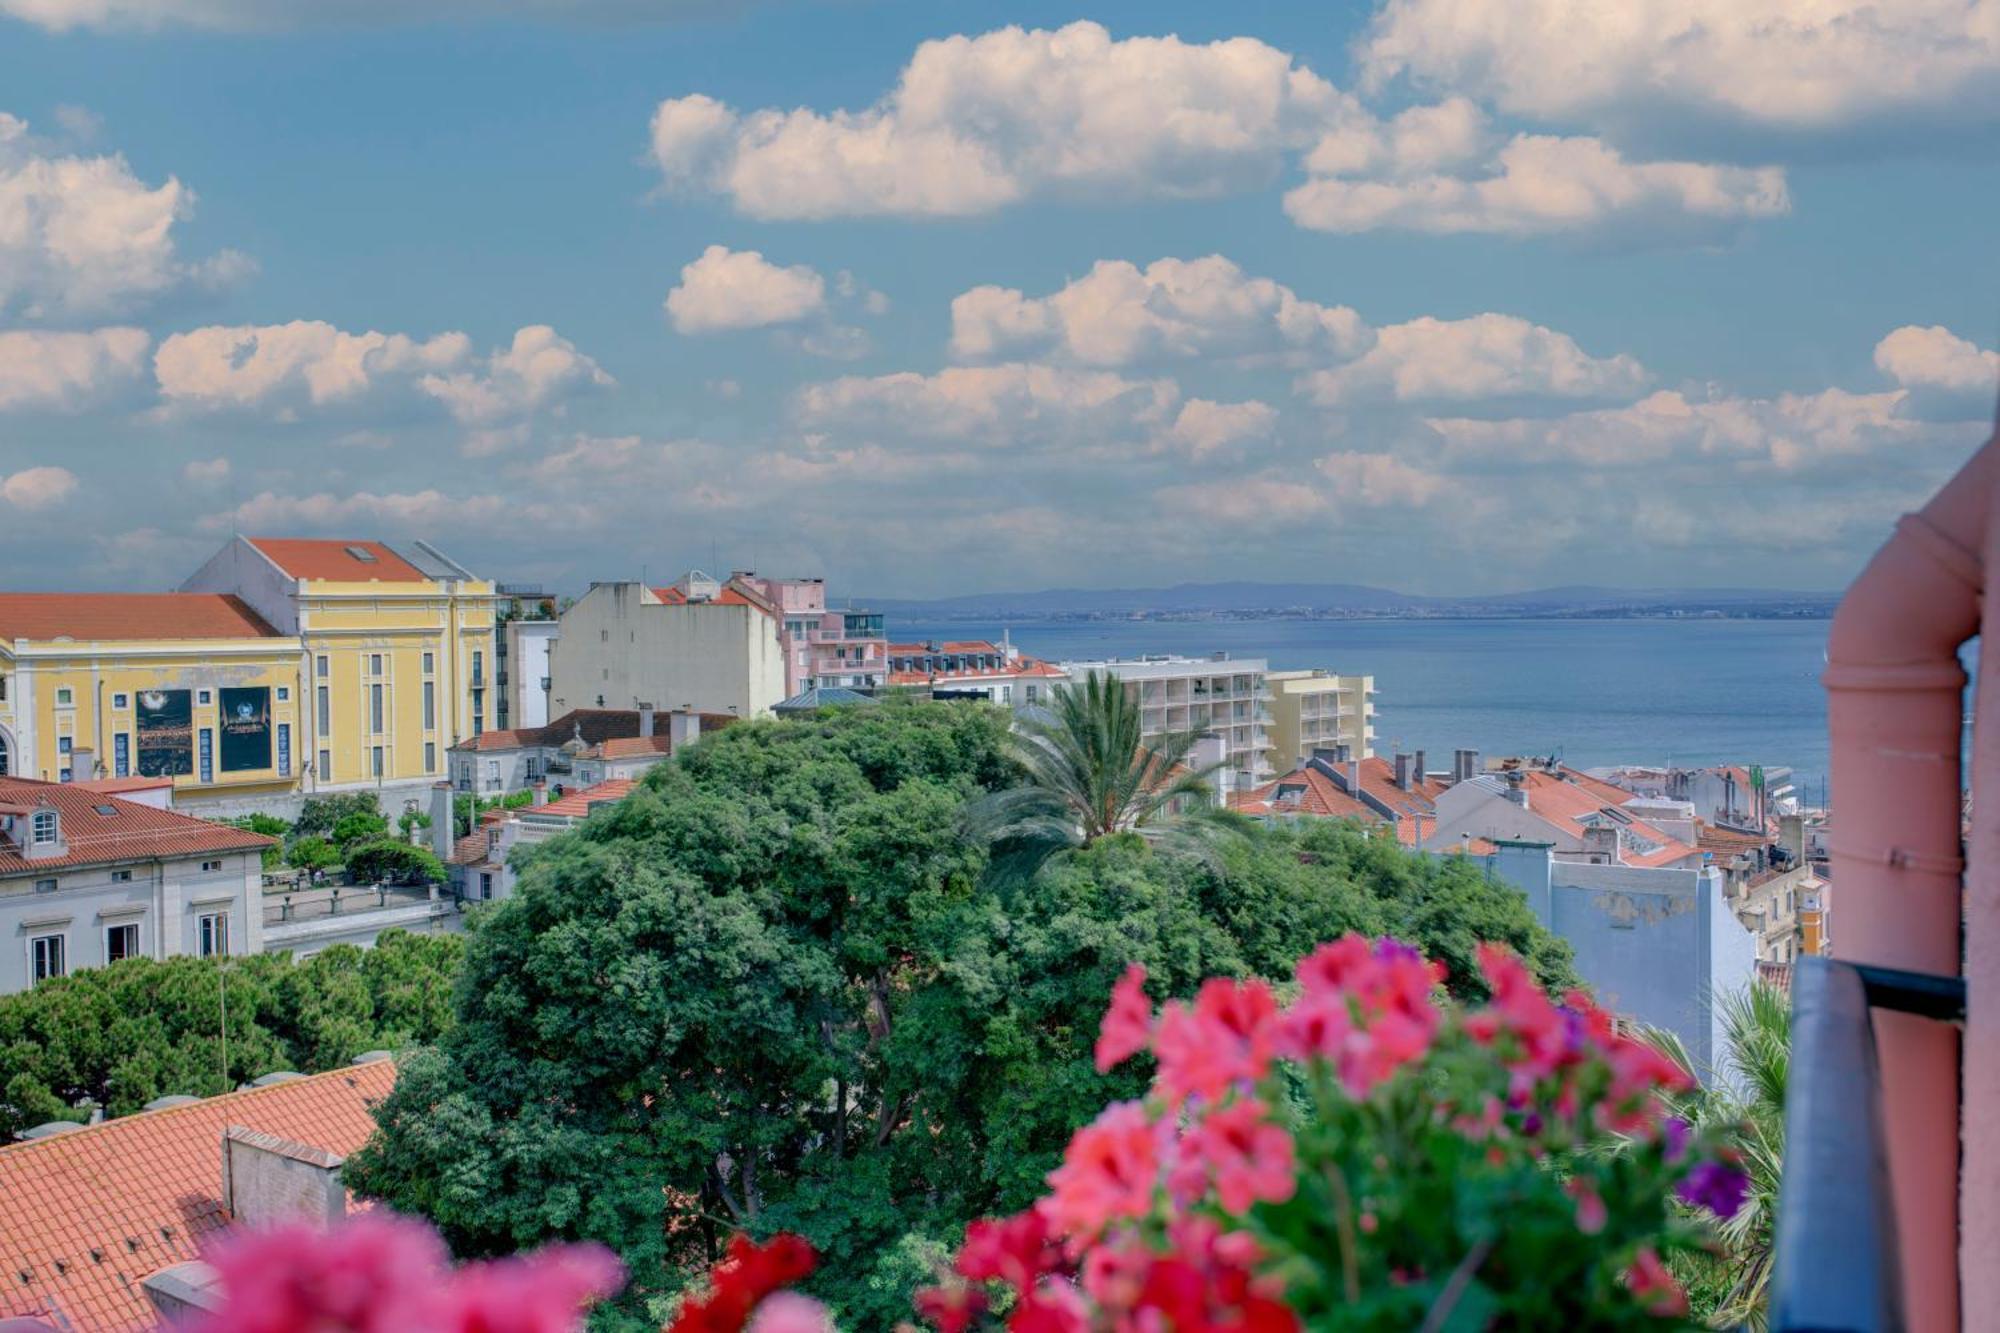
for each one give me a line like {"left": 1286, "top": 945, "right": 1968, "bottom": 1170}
{"left": 344, "top": 839, "right": 445, "bottom": 887}
{"left": 295, "top": 792, "right": 383, "bottom": 840}
{"left": 332, "top": 810, "right": 392, "bottom": 850}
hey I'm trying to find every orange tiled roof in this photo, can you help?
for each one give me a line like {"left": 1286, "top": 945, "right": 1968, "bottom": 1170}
{"left": 589, "top": 736, "right": 673, "bottom": 760}
{"left": 69, "top": 776, "right": 175, "bottom": 795}
{"left": 1513, "top": 771, "right": 1699, "bottom": 867}
{"left": 1353, "top": 757, "right": 1447, "bottom": 822}
{"left": 0, "top": 594, "right": 280, "bottom": 643}
{"left": 247, "top": 538, "right": 428, "bottom": 583}
{"left": 0, "top": 777, "right": 272, "bottom": 875}
{"left": 0, "top": 1061, "right": 396, "bottom": 1332}
{"left": 1231, "top": 766, "right": 1382, "bottom": 824}
{"left": 531, "top": 778, "right": 635, "bottom": 819}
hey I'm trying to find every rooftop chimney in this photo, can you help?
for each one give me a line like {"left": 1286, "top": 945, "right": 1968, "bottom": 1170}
{"left": 531, "top": 781, "right": 548, "bottom": 807}
{"left": 221, "top": 1125, "right": 347, "bottom": 1230}
{"left": 1582, "top": 824, "right": 1619, "bottom": 864}
{"left": 668, "top": 708, "right": 702, "bottom": 751}
{"left": 1503, "top": 770, "right": 1529, "bottom": 809}
{"left": 1413, "top": 750, "right": 1427, "bottom": 787}
{"left": 1394, "top": 753, "right": 1414, "bottom": 790}
{"left": 638, "top": 702, "right": 656, "bottom": 738}
{"left": 429, "top": 782, "right": 454, "bottom": 861}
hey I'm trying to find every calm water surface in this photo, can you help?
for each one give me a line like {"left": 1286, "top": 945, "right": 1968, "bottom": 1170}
{"left": 892, "top": 617, "right": 1839, "bottom": 803}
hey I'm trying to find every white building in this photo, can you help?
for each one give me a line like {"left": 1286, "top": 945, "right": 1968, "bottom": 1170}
{"left": 443, "top": 776, "right": 637, "bottom": 904}
{"left": 887, "top": 638, "right": 1069, "bottom": 706}
{"left": 0, "top": 775, "right": 270, "bottom": 994}
{"left": 547, "top": 573, "right": 788, "bottom": 722}
{"left": 500, "top": 619, "right": 558, "bottom": 731}
{"left": 1060, "top": 654, "right": 1275, "bottom": 791}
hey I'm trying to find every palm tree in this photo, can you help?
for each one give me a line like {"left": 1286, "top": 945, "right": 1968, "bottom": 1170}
{"left": 971, "top": 670, "right": 1236, "bottom": 862}
{"left": 1640, "top": 982, "right": 1790, "bottom": 1331}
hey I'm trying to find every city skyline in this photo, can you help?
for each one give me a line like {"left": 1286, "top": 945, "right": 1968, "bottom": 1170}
{"left": 0, "top": 0, "right": 1996, "bottom": 597}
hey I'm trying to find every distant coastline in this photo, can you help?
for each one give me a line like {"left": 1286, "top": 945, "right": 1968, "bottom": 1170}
{"left": 864, "top": 581, "right": 1839, "bottom": 624}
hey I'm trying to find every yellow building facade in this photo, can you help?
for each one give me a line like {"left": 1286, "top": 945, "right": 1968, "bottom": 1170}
{"left": 0, "top": 538, "right": 496, "bottom": 817}
{"left": 1265, "top": 668, "right": 1376, "bottom": 774}
{"left": 183, "top": 538, "right": 497, "bottom": 807}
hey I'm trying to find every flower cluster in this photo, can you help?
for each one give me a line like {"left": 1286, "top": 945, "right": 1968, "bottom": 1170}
{"left": 920, "top": 935, "right": 1749, "bottom": 1332}
{"left": 187, "top": 1211, "right": 622, "bottom": 1333}
{"left": 667, "top": 1233, "right": 829, "bottom": 1333}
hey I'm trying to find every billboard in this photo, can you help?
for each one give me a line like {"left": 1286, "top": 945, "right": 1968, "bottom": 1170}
{"left": 135, "top": 689, "right": 193, "bottom": 777}
{"left": 219, "top": 687, "right": 272, "bottom": 773}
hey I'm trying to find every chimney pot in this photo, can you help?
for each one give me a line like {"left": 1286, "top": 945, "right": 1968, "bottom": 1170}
{"left": 1394, "top": 754, "right": 1413, "bottom": 790}
{"left": 638, "top": 702, "right": 656, "bottom": 738}
{"left": 1413, "top": 750, "right": 1427, "bottom": 786}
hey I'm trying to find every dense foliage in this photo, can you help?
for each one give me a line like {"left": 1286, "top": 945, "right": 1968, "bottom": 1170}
{"left": 294, "top": 792, "right": 385, "bottom": 841}
{"left": 0, "top": 930, "right": 463, "bottom": 1139}
{"left": 346, "top": 838, "right": 448, "bottom": 886}
{"left": 345, "top": 702, "right": 1574, "bottom": 1330}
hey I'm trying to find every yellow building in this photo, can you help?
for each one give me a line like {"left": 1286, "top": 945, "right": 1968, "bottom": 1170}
{"left": 1265, "top": 668, "right": 1375, "bottom": 774}
{"left": 182, "top": 538, "right": 497, "bottom": 808}
{"left": 0, "top": 593, "right": 302, "bottom": 806}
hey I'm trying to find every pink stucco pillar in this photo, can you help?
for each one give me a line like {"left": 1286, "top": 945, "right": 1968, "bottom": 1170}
{"left": 1965, "top": 433, "right": 2000, "bottom": 1325}
{"left": 1824, "top": 432, "right": 1993, "bottom": 1333}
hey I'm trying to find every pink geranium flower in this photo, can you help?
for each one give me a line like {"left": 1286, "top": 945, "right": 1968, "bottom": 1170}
{"left": 1040, "top": 1101, "right": 1162, "bottom": 1241}
{"left": 744, "top": 1292, "right": 834, "bottom": 1333}
{"left": 1153, "top": 978, "right": 1278, "bottom": 1104}
{"left": 1188, "top": 1099, "right": 1297, "bottom": 1213}
{"left": 1094, "top": 962, "right": 1154, "bottom": 1074}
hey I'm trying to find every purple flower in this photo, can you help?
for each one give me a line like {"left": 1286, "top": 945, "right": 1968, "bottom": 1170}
{"left": 1663, "top": 1117, "right": 1691, "bottom": 1164}
{"left": 1373, "top": 938, "right": 1422, "bottom": 966}
{"left": 1677, "top": 1160, "right": 1750, "bottom": 1219}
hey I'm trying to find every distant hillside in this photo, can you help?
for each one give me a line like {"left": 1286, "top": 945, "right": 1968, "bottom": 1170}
{"left": 862, "top": 581, "right": 1838, "bottom": 621}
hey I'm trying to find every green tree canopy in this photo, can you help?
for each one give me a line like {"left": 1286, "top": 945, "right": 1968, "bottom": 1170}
{"left": 345, "top": 839, "right": 446, "bottom": 886}
{"left": 294, "top": 792, "right": 383, "bottom": 840}
{"left": 0, "top": 931, "right": 463, "bottom": 1139}
{"left": 346, "top": 703, "right": 1576, "bottom": 1330}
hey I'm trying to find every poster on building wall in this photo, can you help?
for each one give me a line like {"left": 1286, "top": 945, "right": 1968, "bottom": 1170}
{"left": 219, "top": 687, "right": 272, "bottom": 772}
{"left": 135, "top": 689, "right": 193, "bottom": 777}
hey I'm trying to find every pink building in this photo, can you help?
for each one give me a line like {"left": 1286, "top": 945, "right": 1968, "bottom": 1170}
{"left": 733, "top": 573, "right": 889, "bottom": 696}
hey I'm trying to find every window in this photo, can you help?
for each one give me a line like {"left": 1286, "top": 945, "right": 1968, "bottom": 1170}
{"left": 345, "top": 544, "right": 377, "bottom": 563}
{"left": 473, "top": 650, "right": 484, "bottom": 681}
{"left": 478, "top": 872, "right": 495, "bottom": 901}
{"left": 105, "top": 923, "right": 138, "bottom": 964}
{"left": 92, "top": 804, "right": 118, "bottom": 816}
{"left": 371, "top": 746, "right": 384, "bottom": 778}
{"left": 200, "top": 859, "right": 223, "bottom": 873}
{"left": 112, "top": 693, "right": 128, "bottom": 709}
{"left": 33, "top": 877, "right": 56, "bottom": 894}
{"left": 31, "top": 810, "right": 57, "bottom": 844}
{"left": 114, "top": 732, "right": 129, "bottom": 777}
{"left": 370, "top": 653, "right": 383, "bottom": 675}
{"left": 276, "top": 686, "right": 290, "bottom": 702}
{"left": 370, "top": 683, "right": 384, "bottom": 732}
{"left": 423, "top": 651, "right": 434, "bottom": 673}
{"left": 486, "top": 759, "right": 500, "bottom": 785}
{"left": 198, "top": 912, "right": 229, "bottom": 958}
{"left": 424, "top": 742, "right": 436, "bottom": 773}
{"left": 422, "top": 681, "right": 435, "bottom": 729}
{"left": 318, "top": 749, "right": 332, "bottom": 780}
{"left": 110, "top": 869, "right": 132, "bottom": 883}
{"left": 316, "top": 654, "right": 329, "bottom": 678}
{"left": 199, "top": 728, "right": 213, "bottom": 784}
{"left": 277, "top": 723, "right": 291, "bottom": 777}
{"left": 57, "top": 736, "right": 71, "bottom": 755}
{"left": 56, "top": 687, "right": 73, "bottom": 706}
{"left": 29, "top": 934, "right": 64, "bottom": 984}
{"left": 317, "top": 685, "right": 331, "bottom": 735}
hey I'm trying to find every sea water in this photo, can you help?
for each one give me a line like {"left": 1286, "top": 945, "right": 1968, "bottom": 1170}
{"left": 889, "top": 617, "right": 1844, "bottom": 804}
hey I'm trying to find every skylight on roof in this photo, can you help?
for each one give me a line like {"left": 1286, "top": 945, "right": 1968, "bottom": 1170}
{"left": 345, "top": 546, "right": 377, "bottom": 562}
{"left": 93, "top": 804, "right": 119, "bottom": 816}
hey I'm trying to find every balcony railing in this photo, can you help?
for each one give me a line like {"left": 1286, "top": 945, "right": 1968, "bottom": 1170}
{"left": 1769, "top": 956, "right": 1967, "bottom": 1332}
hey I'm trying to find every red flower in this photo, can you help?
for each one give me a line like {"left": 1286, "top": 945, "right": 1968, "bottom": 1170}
{"left": 1095, "top": 962, "right": 1154, "bottom": 1074}
{"left": 1625, "top": 1246, "right": 1689, "bottom": 1318}
{"left": 913, "top": 1282, "right": 986, "bottom": 1333}
{"left": 956, "top": 1210, "right": 1060, "bottom": 1295}
{"left": 668, "top": 1234, "right": 819, "bottom": 1333}
{"left": 1154, "top": 978, "right": 1279, "bottom": 1104}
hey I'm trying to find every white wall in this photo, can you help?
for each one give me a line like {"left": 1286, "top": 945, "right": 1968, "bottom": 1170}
{"left": 549, "top": 583, "right": 785, "bottom": 719}
{"left": 180, "top": 537, "right": 300, "bottom": 634}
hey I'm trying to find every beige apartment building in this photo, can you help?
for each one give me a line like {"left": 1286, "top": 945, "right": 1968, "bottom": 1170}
{"left": 1265, "top": 668, "right": 1375, "bottom": 772}
{"left": 547, "top": 572, "right": 788, "bottom": 721}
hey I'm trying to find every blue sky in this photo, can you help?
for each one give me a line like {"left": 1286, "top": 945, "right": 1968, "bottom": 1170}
{"left": 0, "top": 0, "right": 1994, "bottom": 597}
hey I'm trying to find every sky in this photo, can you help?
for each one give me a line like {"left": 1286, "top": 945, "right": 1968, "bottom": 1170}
{"left": 0, "top": 0, "right": 1995, "bottom": 599}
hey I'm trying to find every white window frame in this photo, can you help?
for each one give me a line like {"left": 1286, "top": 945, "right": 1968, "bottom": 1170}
{"left": 197, "top": 911, "right": 229, "bottom": 959}
{"left": 31, "top": 811, "right": 57, "bottom": 844}
{"left": 105, "top": 922, "right": 139, "bottom": 965}
{"left": 29, "top": 933, "right": 65, "bottom": 984}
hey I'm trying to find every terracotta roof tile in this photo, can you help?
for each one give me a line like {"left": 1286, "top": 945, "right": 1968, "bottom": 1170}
{"left": 531, "top": 779, "right": 635, "bottom": 819}
{"left": 0, "top": 1062, "right": 395, "bottom": 1332}
{"left": 1232, "top": 766, "right": 1382, "bottom": 824}
{"left": 247, "top": 539, "right": 428, "bottom": 583}
{"left": 0, "top": 777, "right": 272, "bottom": 875}
{"left": 0, "top": 594, "right": 280, "bottom": 643}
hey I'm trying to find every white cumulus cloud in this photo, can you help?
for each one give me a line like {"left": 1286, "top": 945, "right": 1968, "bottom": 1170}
{"left": 1315, "top": 451, "right": 1452, "bottom": 506}
{"left": 1873, "top": 324, "right": 1999, "bottom": 420}
{"left": 0, "top": 465, "right": 79, "bottom": 510}
{"left": 666, "top": 244, "right": 828, "bottom": 333}
{"left": 417, "top": 324, "right": 613, "bottom": 425}
{"left": 0, "top": 111, "right": 248, "bottom": 318}
{"left": 0, "top": 327, "right": 148, "bottom": 409}
{"left": 795, "top": 362, "right": 1182, "bottom": 447}
{"left": 1358, "top": 0, "right": 2000, "bottom": 138}
{"left": 649, "top": 22, "right": 1350, "bottom": 219}
{"left": 951, "top": 255, "right": 1371, "bottom": 366}
{"left": 1285, "top": 128, "right": 1788, "bottom": 241}
{"left": 1300, "top": 314, "right": 1648, "bottom": 407}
